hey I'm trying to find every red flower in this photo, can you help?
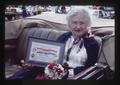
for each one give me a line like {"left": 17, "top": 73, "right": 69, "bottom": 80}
{"left": 48, "top": 65, "right": 53, "bottom": 69}
{"left": 56, "top": 68, "right": 62, "bottom": 74}
{"left": 48, "top": 63, "right": 57, "bottom": 69}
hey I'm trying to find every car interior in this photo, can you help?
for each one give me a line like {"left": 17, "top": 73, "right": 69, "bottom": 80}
{"left": 5, "top": 17, "right": 115, "bottom": 80}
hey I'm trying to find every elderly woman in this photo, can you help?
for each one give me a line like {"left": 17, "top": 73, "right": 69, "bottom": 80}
{"left": 7, "top": 8, "right": 99, "bottom": 80}
{"left": 57, "top": 8, "right": 99, "bottom": 78}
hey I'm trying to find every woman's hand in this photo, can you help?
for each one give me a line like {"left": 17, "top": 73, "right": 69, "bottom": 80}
{"left": 63, "top": 62, "right": 70, "bottom": 70}
{"left": 20, "top": 59, "right": 34, "bottom": 69}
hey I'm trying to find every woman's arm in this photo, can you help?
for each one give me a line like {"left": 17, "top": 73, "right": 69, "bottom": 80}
{"left": 84, "top": 37, "right": 99, "bottom": 68}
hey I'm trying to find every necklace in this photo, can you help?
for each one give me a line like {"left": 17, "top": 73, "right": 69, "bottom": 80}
{"left": 66, "top": 38, "right": 84, "bottom": 61}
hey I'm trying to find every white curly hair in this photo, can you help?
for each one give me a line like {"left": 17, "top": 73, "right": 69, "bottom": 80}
{"left": 66, "top": 7, "right": 91, "bottom": 27}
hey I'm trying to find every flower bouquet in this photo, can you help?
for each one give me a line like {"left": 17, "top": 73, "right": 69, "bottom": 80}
{"left": 44, "top": 63, "right": 67, "bottom": 79}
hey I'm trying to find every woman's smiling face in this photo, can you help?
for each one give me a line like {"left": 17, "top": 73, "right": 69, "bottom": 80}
{"left": 68, "top": 14, "right": 88, "bottom": 39}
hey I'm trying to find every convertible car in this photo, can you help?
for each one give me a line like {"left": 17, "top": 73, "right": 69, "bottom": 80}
{"left": 5, "top": 12, "right": 115, "bottom": 80}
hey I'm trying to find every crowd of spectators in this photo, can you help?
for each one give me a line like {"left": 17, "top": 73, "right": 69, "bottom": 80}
{"left": 5, "top": 5, "right": 114, "bottom": 21}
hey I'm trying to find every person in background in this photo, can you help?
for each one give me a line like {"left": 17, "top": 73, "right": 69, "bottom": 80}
{"left": 57, "top": 8, "right": 100, "bottom": 78}
{"left": 22, "top": 6, "right": 27, "bottom": 18}
{"left": 55, "top": 6, "right": 60, "bottom": 13}
{"left": 61, "top": 6, "right": 66, "bottom": 14}
{"left": 99, "top": 6, "right": 105, "bottom": 18}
